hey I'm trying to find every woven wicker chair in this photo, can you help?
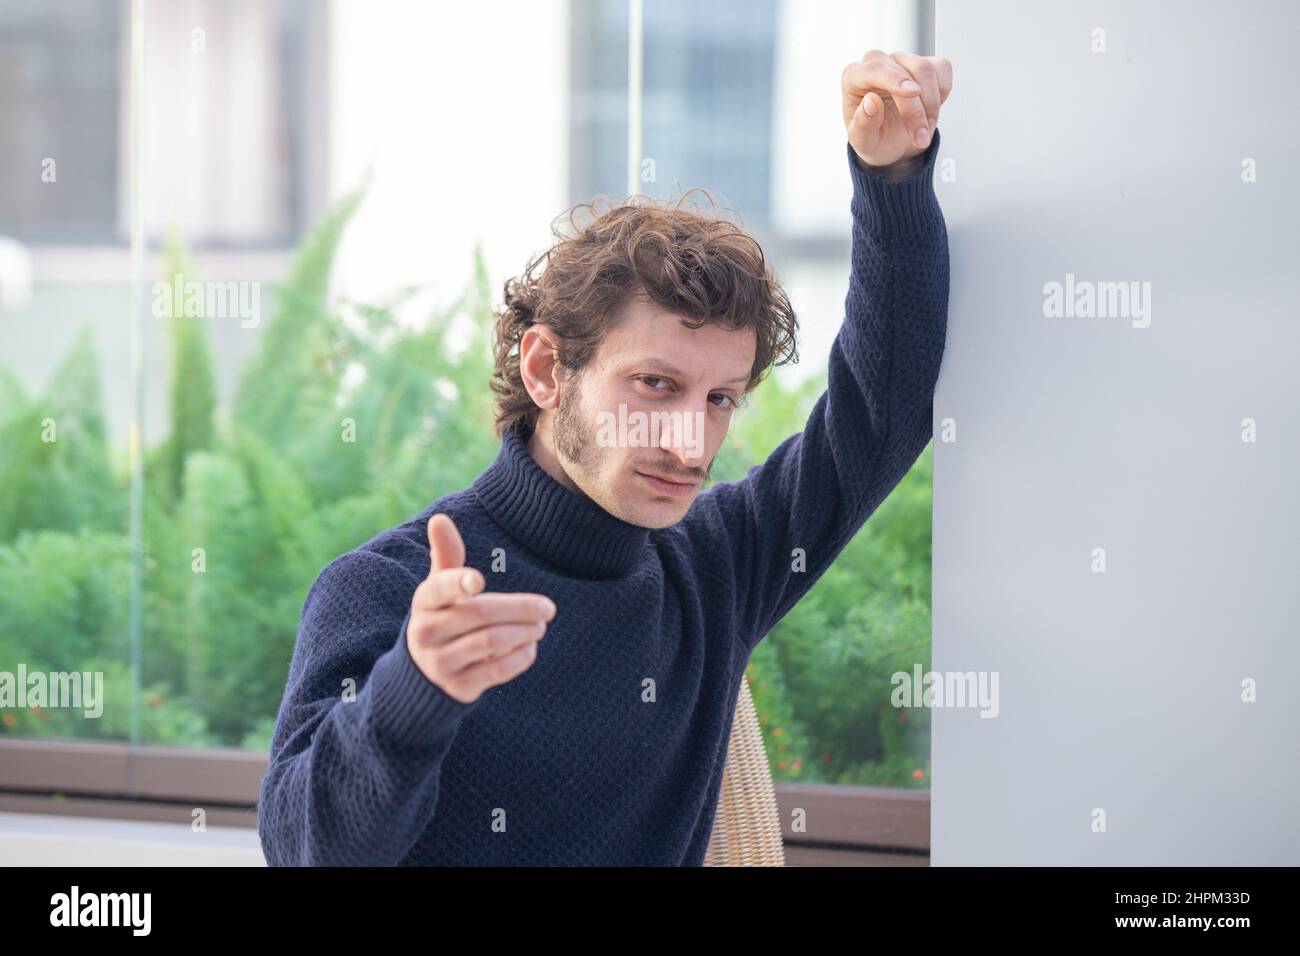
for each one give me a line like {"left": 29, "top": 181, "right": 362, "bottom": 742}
{"left": 702, "top": 673, "right": 786, "bottom": 865}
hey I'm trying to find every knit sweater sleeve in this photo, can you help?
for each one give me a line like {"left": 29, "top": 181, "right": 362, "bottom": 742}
{"left": 681, "top": 131, "right": 949, "bottom": 652}
{"left": 257, "top": 547, "right": 479, "bottom": 866}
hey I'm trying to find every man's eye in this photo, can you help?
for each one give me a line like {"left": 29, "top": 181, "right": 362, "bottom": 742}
{"left": 709, "top": 393, "right": 738, "bottom": 409}
{"left": 638, "top": 376, "right": 670, "bottom": 390}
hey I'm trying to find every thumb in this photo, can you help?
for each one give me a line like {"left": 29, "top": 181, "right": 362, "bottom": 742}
{"left": 848, "top": 91, "right": 886, "bottom": 156}
{"left": 427, "top": 513, "right": 466, "bottom": 575}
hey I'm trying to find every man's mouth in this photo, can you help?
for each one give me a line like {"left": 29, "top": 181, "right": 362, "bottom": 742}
{"left": 635, "top": 470, "right": 699, "bottom": 497}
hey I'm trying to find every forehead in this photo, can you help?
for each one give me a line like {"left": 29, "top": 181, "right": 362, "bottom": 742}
{"left": 596, "top": 293, "right": 757, "bottom": 371}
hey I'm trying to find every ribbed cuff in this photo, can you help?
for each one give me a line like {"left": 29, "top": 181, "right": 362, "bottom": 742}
{"left": 848, "top": 127, "right": 943, "bottom": 237}
{"left": 366, "top": 607, "right": 479, "bottom": 745}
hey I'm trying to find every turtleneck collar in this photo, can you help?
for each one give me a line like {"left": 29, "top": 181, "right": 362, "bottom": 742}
{"left": 471, "top": 420, "right": 652, "bottom": 579}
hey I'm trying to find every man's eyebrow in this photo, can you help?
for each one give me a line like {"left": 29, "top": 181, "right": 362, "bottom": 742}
{"left": 630, "top": 358, "right": 750, "bottom": 386}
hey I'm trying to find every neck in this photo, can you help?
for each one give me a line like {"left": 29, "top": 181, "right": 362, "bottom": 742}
{"left": 471, "top": 419, "right": 651, "bottom": 579}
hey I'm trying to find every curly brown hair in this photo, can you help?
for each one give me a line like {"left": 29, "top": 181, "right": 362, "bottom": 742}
{"left": 489, "top": 189, "right": 799, "bottom": 439}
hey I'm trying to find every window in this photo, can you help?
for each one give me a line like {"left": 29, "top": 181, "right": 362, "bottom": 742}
{"left": 0, "top": 0, "right": 122, "bottom": 242}
{"left": 1, "top": 0, "right": 933, "bottom": 864}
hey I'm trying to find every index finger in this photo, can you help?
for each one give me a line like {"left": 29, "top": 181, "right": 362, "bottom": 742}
{"left": 413, "top": 587, "right": 556, "bottom": 624}
{"left": 841, "top": 50, "right": 923, "bottom": 100}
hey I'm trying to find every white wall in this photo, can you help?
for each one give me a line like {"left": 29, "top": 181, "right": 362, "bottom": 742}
{"left": 931, "top": 0, "right": 1299, "bottom": 865}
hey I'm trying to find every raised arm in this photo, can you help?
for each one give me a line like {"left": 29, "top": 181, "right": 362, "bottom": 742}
{"left": 680, "top": 53, "right": 952, "bottom": 651}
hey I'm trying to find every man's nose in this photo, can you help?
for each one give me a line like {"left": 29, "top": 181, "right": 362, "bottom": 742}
{"left": 655, "top": 405, "right": 708, "bottom": 467}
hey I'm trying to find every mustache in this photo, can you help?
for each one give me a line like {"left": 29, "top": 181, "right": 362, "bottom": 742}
{"left": 635, "top": 459, "right": 711, "bottom": 482}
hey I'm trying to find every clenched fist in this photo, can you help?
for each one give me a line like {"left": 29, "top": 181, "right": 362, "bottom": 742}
{"left": 843, "top": 50, "right": 953, "bottom": 173}
{"left": 406, "top": 513, "right": 555, "bottom": 704}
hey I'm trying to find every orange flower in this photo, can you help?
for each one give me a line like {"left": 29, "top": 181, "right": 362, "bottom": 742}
{"left": 912, "top": 768, "right": 925, "bottom": 780}
{"left": 2, "top": 714, "right": 15, "bottom": 729}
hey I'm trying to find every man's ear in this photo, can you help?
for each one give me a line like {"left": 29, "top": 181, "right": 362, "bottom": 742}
{"left": 520, "top": 325, "right": 562, "bottom": 411}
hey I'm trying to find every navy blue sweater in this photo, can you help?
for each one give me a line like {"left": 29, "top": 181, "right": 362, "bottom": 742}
{"left": 258, "top": 131, "right": 949, "bottom": 866}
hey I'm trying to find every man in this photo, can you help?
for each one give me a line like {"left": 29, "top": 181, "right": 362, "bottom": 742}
{"left": 258, "top": 50, "right": 953, "bottom": 866}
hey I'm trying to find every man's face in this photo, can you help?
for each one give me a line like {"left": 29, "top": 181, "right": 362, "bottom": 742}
{"left": 531, "top": 295, "right": 757, "bottom": 529}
